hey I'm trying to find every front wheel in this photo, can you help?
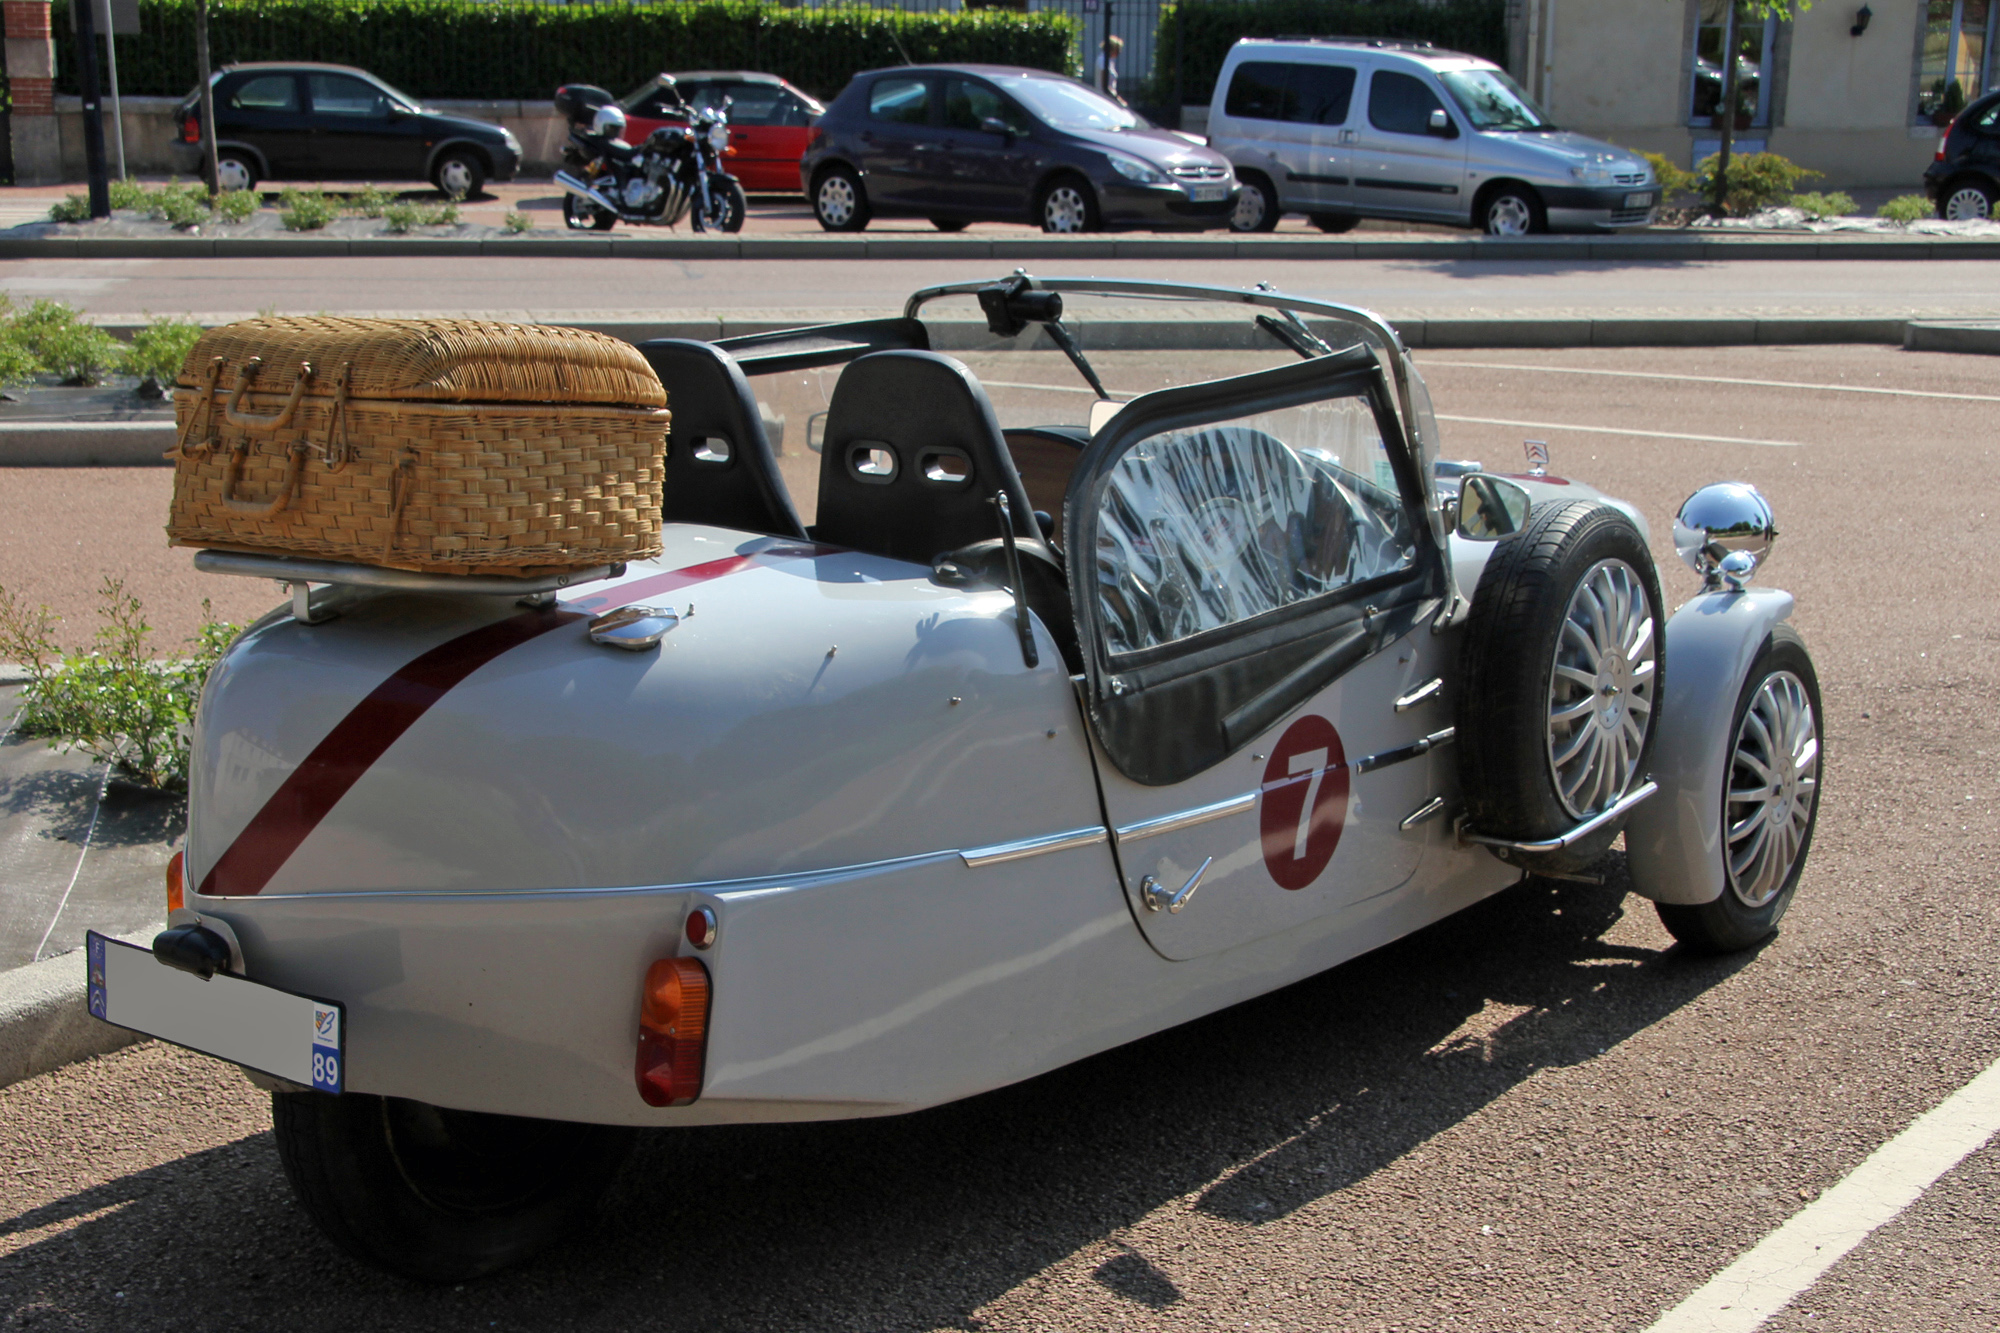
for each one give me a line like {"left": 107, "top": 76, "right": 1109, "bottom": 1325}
{"left": 1481, "top": 184, "right": 1546, "bottom": 235}
{"left": 563, "top": 193, "right": 616, "bottom": 231}
{"left": 1228, "top": 172, "right": 1280, "bottom": 232}
{"left": 433, "top": 150, "right": 486, "bottom": 202}
{"left": 1656, "top": 625, "right": 1822, "bottom": 953}
{"left": 813, "top": 165, "right": 870, "bottom": 232}
{"left": 1038, "top": 174, "right": 1099, "bottom": 233}
{"left": 693, "top": 176, "right": 747, "bottom": 233}
{"left": 272, "top": 1091, "right": 633, "bottom": 1282}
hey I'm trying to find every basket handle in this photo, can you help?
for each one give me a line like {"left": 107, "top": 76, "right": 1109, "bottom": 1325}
{"left": 224, "top": 358, "right": 315, "bottom": 433}
{"left": 167, "top": 356, "right": 227, "bottom": 460}
{"left": 221, "top": 437, "right": 311, "bottom": 518}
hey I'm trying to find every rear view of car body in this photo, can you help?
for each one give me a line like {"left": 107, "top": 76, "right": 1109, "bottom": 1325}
{"left": 1207, "top": 39, "right": 1655, "bottom": 234}
{"left": 1923, "top": 89, "right": 2000, "bottom": 220}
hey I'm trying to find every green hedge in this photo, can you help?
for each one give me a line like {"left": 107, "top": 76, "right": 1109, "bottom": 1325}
{"left": 1152, "top": 0, "right": 1507, "bottom": 107}
{"left": 55, "top": 0, "right": 1077, "bottom": 103}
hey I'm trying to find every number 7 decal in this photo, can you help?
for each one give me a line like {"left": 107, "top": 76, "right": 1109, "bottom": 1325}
{"left": 1259, "top": 715, "right": 1351, "bottom": 890}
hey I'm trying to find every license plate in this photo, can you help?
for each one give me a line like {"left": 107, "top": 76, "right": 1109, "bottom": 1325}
{"left": 87, "top": 931, "right": 345, "bottom": 1093}
{"left": 1624, "top": 192, "right": 1656, "bottom": 209}
{"left": 1190, "top": 183, "right": 1229, "bottom": 202}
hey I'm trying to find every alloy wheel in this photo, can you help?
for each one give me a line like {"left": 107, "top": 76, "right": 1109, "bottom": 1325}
{"left": 1487, "top": 195, "right": 1534, "bottom": 236}
{"left": 438, "top": 158, "right": 477, "bottom": 200}
{"left": 1724, "top": 670, "right": 1820, "bottom": 908}
{"left": 1943, "top": 185, "right": 1993, "bottom": 220}
{"left": 1545, "top": 558, "right": 1657, "bottom": 818}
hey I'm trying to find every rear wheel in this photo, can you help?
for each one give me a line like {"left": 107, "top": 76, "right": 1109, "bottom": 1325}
{"left": 1939, "top": 177, "right": 1995, "bottom": 220}
{"left": 215, "top": 151, "right": 258, "bottom": 193}
{"left": 1038, "top": 173, "right": 1099, "bottom": 233}
{"left": 563, "top": 193, "right": 616, "bottom": 231}
{"left": 1229, "top": 171, "right": 1280, "bottom": 232}
{"left": 432, "top": 150, "right": 486, "bottom": 201}
{"left": 272, "top": 1091, "right": 633, "bottom": 1282}
{"left": 813, "top": 165, "right": 870, "bottom": 232}
{"left": 1656, "top": 626, "right": 1822, "bottom": 953}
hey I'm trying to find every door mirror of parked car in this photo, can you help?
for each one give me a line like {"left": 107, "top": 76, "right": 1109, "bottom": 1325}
{"left": 1427, "top": 108, "right": 1452, "bottom": 135}
{"left": 980, "top": 115, "right": 1015, "bottom": 141}
{"left": 1454, "top": 474, "right": 1531, "bottom": 541}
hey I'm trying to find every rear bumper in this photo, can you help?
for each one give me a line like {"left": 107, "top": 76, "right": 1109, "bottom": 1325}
{"left": 168, "top": 142, "right": 203, "bottom": 175}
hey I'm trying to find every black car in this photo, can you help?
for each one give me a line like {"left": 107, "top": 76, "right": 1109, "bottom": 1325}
{"left": 798, "top": 64, "right": 1238, "bottom": 232}
{"left": 1923, "top": 89, "right": 2000, "bottom": 220}
{"left": 172, "top": 62, "right": 521, "bottom": 198}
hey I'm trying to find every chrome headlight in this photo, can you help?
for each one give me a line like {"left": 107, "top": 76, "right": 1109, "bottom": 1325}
{"left": 1674, "top": 482, "right": 1777, "bottom": 589}
{"left": 707, "top": 122, "right": 730, "bottom": 153}
{"left": 1107, "top": 153, "right": 1168, "bottom": 185}
{"left": 1571, "top": 163, "right": 1614, "bottom": 187}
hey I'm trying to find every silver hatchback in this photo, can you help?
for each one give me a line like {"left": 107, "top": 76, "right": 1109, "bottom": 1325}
{"left": 1208, "top": 39, "right": 1657, "bottom": 235}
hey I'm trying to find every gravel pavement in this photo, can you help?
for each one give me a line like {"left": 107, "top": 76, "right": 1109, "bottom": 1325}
{"left": 0, "top": 345, "right": 1997, "bottom": 1330}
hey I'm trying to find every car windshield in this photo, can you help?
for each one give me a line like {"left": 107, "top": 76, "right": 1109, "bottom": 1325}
{"left": 368, "top": 75, "right": 422, "bottom": 112}
{"left": 1002, "top": 76, "right": 1147, "bottom": 132}
{"left": 1437, "top": 68, "right": 1552, "bottom": 131}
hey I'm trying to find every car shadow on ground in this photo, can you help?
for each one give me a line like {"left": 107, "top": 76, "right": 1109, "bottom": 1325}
{"left": 1392, "top": 255, "right": 1708, "bottom": 283}
{"left": 0, "top": 860, "right": 1757, "bottom": 1331}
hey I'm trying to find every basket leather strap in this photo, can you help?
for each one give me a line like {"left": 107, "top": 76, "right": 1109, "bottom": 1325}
{"left": 224, "top": 358, "right": 315, "bottom": 433}
{"left": 381, "top": 447, "right": 420, "bottom": 557}
{"left": 221, "top": 437, "right": 311, "bottom": 518}
{"left": 320, "top": 363, "right": 355, "bottom": 471}
{"left": 166, "top": 356, "right": 227, "bottom": 460}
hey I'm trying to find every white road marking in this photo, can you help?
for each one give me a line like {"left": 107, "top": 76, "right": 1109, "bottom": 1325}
{"left": 1645, "top": 1053, "right": 2000, "bottom": 1333}
{"left": 1420, "top": 359, "right": 2000, "bottom": 405}
{"left": 32, "top": 761, "right": 112, "bottom": 962}
{"left": 1433, "top": 414, "right": 1800, "bottom": 448}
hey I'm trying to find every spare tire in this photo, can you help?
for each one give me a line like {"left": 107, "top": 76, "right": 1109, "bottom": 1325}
{"left": 1456, "top": 500, "right": 1664, "bottom": 873}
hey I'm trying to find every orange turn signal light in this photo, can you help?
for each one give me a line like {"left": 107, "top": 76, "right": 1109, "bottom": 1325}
{"left": 166, "top": 850, "right": 185, "bottom": 915}
{"left": 635, "top": 957, "right": 710, "bottom": 1108}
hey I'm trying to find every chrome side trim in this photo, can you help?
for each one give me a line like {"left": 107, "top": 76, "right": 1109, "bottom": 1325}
{"left": 1394, "top": 677, "right": 1444, "bottom": 712}
{"left": 1115, "top": 791, "right": 1258, "bottom": 843}
{"left": 1400, "top": 796, "right": 1447, "bottom": 831}
{"left": 959, "top": 825, "right": 1109, "bottom": 868}
{"left": 1351, "top": 727, "right": 1456, "bottom": 774}
{"left": 1461, "top": 780, "right": 1660, "bottom": 854}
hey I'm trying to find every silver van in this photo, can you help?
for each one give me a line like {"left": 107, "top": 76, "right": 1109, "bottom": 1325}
{"left": 1207, "top": 39, "right": 1657, "bottom": 235}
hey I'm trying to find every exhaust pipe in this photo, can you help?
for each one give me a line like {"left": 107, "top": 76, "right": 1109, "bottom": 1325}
{"left": 555, "top": 170, "right": 624, "bottom": 217}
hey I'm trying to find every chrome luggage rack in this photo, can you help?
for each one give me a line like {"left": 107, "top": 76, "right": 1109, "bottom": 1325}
{"left": 193, "top": 550, "right": 626, "bottom": 625}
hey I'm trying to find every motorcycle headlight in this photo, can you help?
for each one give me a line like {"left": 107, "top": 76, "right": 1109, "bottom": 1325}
{"left": 1107, "top": 153, "right": 1168, "bottom": 185}
{"left": 708, "top": 122, "right": 730, "bottom": 153}
{"left": 1571, "top": 164, "right": 1614, "bottom": 187}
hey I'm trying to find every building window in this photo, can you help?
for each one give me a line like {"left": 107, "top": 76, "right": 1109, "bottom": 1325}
{"left": 1689, "top": 1, "right": 1779, "bottom": 129}
{"left": 1918, "top": 0, "right": 1997, "bottom": 126}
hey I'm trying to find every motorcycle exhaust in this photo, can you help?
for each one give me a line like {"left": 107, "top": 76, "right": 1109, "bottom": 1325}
{"left": 554, "top": 170, "right": 625, "bottom": 217}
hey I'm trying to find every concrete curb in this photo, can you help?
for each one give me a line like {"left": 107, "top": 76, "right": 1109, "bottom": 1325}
{"left": 1904, "top": 320, "right": 2000, "bottom": 354}
{"left": 0, "top": 420, "right": 176, "bottom": 465}
{"left": 4, "top": 231, "right": 1999, "bottom": 262}
{"left": 0, "top": 926, "right": 159, "bottom": 1092}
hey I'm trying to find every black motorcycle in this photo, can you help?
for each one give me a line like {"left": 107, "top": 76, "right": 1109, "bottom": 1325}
{"left": 552, "top": 82, "right": 746, "bottom": 234}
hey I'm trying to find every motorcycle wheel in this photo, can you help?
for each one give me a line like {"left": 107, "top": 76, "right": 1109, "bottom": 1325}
{"left": 563, "top": 194, "right": 616, "bottom": 232}
{"left": 692, "top": 177, "right": 746, "bottom": 234}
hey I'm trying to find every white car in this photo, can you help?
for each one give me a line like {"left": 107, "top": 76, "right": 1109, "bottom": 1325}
{"left": 90, "top": 275, "right": 1820, "bottom": 1281}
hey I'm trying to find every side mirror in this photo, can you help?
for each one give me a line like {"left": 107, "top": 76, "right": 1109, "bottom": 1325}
{"left": 1454, "top": 474, "right": 1531, "bottom": 541}
{"left": 980, "top": 115, "right": 1014, "bottom": 140}
{"left": 1428, "top": 107, "right": 1453, "bottom": 135}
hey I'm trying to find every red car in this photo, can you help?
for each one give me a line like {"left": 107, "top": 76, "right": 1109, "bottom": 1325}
{"left": 619, "top": 71, "right": 823, "bottom": 194}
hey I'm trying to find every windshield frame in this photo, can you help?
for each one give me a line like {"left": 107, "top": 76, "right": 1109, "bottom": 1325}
{"left": 1436, "top": 66, "right": 1553, "bottom": 132}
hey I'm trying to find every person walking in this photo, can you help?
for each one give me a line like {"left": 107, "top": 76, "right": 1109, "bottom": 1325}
{"left": 1096, "top": 34, "right": 1124, "bottom": 103}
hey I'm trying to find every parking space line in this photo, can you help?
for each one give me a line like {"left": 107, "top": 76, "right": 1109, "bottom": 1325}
{"left": 1433, "top": 414, "right": 1801, "bottom": 448}
{"left": 1645, "top": 1054, "right": 2000, "bottom": 1333}
{"left": 1419, "top": 359, "right": 2000, "bottom": 405}
{"left": 31, "top": 761, "right": 110, "bottom": 962}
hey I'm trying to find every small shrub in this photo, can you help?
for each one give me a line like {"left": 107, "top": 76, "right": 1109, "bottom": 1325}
{"left": 11, "top": 299, "right": 123, "bottom": 385}
{"left": 503, "top": 210, "right": 534, "bottom": 233}
{"left": 148, "top": 180, "right": 212, "bottom": 229}
{"left": 48, "top": 194, "right": 90, "bottom": 223}
{"left": 278, "top": 187, "right": 338, "bottom": 231}
{"left": 1789, "top": 190, "right": 1857, "bottom": 219}
{"left": 425, "top": 201, "right": 460, "bottom": 226}
{"left": 108, "top": 176, "right": 149, "bottom": 210}
{"left": 379, "top": 199, "right": 421, "bottom": 233}
{"left": 1879, "top": 193, "right": 1934, "bottom": 223}
{"left": 0, "top": 297, "right": 40, "bottom": 387}
{"left": 1639, "top": 151, "right": 1699, "bottom": 207}
{"left": 214, "top": 188, "right": 258, "bottom": 223}
{"left": 0, "top": 580, "right": 237, "bottom": 792}
{"left": 348, "top": 184, "right": 396, "bottom": 218}
{"left": 123, "top": 314, "right": 204, "bottom": 390}
{"left": 1694, "top": 150, "right": 1820, "bottom": 216}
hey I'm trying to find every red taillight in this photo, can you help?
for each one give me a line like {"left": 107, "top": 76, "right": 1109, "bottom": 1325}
{"left": 181, "top": 114, "right": 200, "bottom": 144}
{"left": 806, "top": 127, "right": 826, "bottom": 153}
{"left": 165, "top": 850, "right": 185, "bottom": 914}
{"left": 1939, "top": 114, "right": 1960, "bottom": 161}
{"left": 635, "top": 957, "right": 710, "bottom": 1107}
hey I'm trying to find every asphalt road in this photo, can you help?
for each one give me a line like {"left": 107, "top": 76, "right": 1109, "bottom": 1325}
{"left": 3, "top": 254, "right": 1999, "bottom": 326}
{"left": 2, "top": 345, "right": 1999, "bottom": 1330}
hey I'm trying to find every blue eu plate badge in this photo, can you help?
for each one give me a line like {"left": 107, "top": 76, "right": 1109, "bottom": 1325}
{"left": 311, "top": 1004, "right": 342, "bottom": 1093}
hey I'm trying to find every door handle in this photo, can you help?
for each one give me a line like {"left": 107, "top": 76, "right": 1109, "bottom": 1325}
{"left": 1340, "top": 128, "right": 1357, "bottom": 144}
{"left": 1141, "top": 856, "right": 1213, "bottom": 914}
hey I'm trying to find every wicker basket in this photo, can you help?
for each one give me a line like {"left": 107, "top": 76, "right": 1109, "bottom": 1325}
{"left": 167, "top": 317, "right": 668, "bottom": 576}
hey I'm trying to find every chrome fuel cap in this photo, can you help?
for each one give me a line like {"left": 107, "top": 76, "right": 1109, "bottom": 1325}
{"left": 588, "top": 605, "right": 679, "bottom": 651}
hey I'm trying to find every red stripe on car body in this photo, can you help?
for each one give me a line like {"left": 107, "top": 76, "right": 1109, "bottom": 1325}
{"left": 195, "top": 551, "right": 789, "bottom": 899}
